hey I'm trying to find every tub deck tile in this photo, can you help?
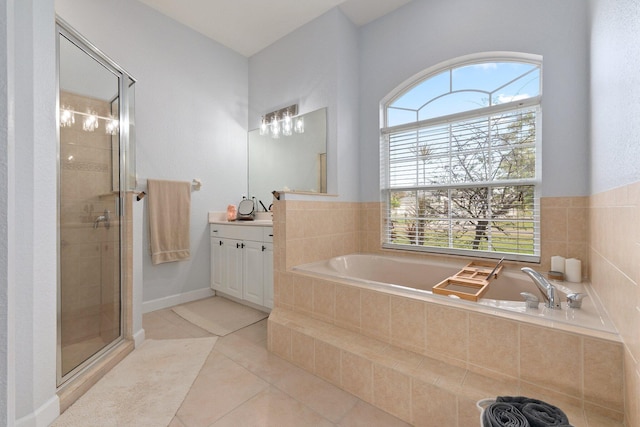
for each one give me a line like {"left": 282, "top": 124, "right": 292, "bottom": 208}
{"left": 268, "top": 307, "right": 625, "bottom": 426}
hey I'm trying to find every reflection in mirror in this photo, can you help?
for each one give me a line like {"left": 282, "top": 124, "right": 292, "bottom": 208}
{"left": 248, "top": 107, "right": 327, "bottom": 207}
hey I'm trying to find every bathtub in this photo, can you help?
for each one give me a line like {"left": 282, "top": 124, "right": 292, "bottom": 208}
{"left": 293, "top": 253, "right": 618, "bottom": 337}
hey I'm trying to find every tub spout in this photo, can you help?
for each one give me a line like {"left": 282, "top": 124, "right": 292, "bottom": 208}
{"left": 521, "top": 267, "right": 561, "bottom": 309}
{"left": 520, "top": 292, "right": 540, "bottom": 309}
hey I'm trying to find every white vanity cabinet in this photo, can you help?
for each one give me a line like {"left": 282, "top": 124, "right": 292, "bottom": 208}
{"left": 210, "top": 223, "right": 274, "bottom": 309}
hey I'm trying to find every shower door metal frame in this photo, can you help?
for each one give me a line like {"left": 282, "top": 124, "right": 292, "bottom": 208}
{"left": 55, "top": 17, "right": 136, "bottom": 387}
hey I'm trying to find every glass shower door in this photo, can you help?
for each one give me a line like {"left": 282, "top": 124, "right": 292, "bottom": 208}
{"left": 57, "top": 30, "right": 125, "bottom": 382}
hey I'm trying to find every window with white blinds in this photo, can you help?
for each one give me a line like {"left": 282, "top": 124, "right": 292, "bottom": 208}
{"left": 381, "top": 57, "right": 541, "bottom": 262}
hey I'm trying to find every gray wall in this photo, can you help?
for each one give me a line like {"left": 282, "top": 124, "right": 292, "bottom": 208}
{"left": 249, "top": 8, "right": 360, "bottom": 201}
{"left": 0, "top": 3, "right": 11, "bottom": 424}
{"left": 4, "top": 0, "right": 59, "bottom": 425}
{"left": 57, "top": 0, "right": 249, "bottom": 305}
{"left": 589, "top": 0, "right": 640, "bottom": 194}
{"left": 358, "top": 0, "right": 590, "bottom": 201}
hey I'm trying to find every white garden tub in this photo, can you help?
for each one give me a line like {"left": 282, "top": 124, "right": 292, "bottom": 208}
{"left": 294, "top": 253, "right": 617, "bottom": 336}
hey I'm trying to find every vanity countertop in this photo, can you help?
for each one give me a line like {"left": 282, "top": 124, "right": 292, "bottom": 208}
{"left": 208, "top": 211, "right": 273, "bottom": 226}
{"left": 209, "top": 219, "right": 273, "bottom": 227}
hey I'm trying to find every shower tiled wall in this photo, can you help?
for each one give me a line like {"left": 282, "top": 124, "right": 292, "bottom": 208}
{"left": 589, "top": 182, "right": 640, "bottom": 427}
{"left": 59, "top": 91, "right": 120, "bottom": 349}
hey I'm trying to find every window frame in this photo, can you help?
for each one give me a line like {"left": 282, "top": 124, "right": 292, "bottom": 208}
{"left": 380, "top": 52, "right": 542, "bottom": 262}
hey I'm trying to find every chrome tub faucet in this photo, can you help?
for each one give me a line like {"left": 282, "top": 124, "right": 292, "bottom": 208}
{"left": 521, "top": 267, "right": 561, "bottom": 309}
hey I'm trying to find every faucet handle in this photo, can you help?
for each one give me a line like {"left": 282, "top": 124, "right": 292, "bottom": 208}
{"left": 566, "top": 293, "right": 587, "bottom": 309}
{"left": 520, "top": 292, "right": 539, "bottom": 309}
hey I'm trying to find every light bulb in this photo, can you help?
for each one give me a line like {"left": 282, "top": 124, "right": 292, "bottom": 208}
{"left": 83, "top": 111, "right": 98, "bottom": 132}
{"left": 282, "top": 112, "right": 293, "bottom": 136}
{"left": 259, "top": 116, "right": 268, "bottom": 136}
{"left": 60, "top": 107, "right": 75, "bottom": 127}
{"left": 105, "top": 117, "right": 119, "bottom": 135}
{"left": 294, "top": 117, "right": 304, "bottom": 134}
{"left": 270, "top": 116, "right": 280, "bottom": 139}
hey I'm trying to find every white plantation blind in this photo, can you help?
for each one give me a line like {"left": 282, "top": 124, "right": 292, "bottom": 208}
{"left": 381, "top": 101, "right": 541, "bottom": 262}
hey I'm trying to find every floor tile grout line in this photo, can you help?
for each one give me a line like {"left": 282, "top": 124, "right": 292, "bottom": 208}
{"left": 268, "top": 378, "right": 346, "bottom": 425}
{"left": 213, "top": 348, "right": 273, "bottom": 423}
{"left": 171, "top": 337, "right": 221, "bottom": 427}
{"left": 179, "top": 348, "right": 271, "bottom": 427}
{"left": 143, "top": 308, "right": 415, "bottom": 427}
{"left": 185, "top": 323, "right": 371, "bottom": 425}
{"left": 214, "top": 332, "right": 355, "bottom": 426}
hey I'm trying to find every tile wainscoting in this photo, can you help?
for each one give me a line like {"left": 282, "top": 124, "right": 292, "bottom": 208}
{"left": 268, "top": 195, "right": 631, "bottom": 425}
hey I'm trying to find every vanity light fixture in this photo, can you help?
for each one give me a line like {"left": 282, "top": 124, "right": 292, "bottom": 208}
{"left": 294, "top": 116, "right": 304, "bottom": 134}
{"left": 60, "top": 106, "right": 75, "bottom": 127}
{"left": 59, "top": 105, "right": 120, "bottom": 135}
{"left": 83, "top": 111, "right": 99, "bottom": 132}
{"left": 270, "top": 115, "right": 281, "bottom": 139}
{"left": 105, "top": 116, "right": 119, "bottom": 135}
{"left": 259, "top": 117, "right": 268, "bottom": 136}
{"left": 282, "top": 111, "right": 293, "bottom": 136}
{"left": 259, "top": 103, "right": 304, "bottom": 139}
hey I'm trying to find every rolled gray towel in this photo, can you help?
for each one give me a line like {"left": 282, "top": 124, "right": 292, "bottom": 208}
{"left": 482, "top": 402, "right": 530, "bottom": 427}
{"left": 496, "top": 396, "right": 573, "bottom": 427}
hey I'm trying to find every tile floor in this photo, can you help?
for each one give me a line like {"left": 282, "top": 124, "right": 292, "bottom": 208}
{"left": 143, "top": 306, "right": 412, "bottom": 427}
{"left": 144, "top": 302, "right": 626, "bottom": 427}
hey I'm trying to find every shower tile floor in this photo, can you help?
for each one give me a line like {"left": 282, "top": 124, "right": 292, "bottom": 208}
{"left": 143, "top": 303, "right": 625, "bottom": 427}
{"left": 143, "top": 306, "right": 411, "bottom": 427}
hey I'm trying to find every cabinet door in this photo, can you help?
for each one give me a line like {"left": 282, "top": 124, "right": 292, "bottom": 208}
{"left": 222, "top": 238, "right": 243, "bottom": 299}
{"left": 242, "top": 240, "right": 264, "bottom": 305}
{"left": 262, "top": 242, "right": 274, "bottom": 309}
{"left": 210, "top": 237, "right": 224, "bottom": 291}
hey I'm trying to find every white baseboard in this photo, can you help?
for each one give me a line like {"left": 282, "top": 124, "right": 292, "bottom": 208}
{"left": 16, "top": 395, "right": 59, "bottom": 427}
{"left": 142, "top": 288, "right": 215, "bottom": 313}
{"left": 132, "top": 328, "right": 145, "bottom": 348}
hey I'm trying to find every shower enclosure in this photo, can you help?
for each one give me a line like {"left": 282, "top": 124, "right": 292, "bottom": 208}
{"left": 56, "top": 19, "right": 135, "bottom": 385}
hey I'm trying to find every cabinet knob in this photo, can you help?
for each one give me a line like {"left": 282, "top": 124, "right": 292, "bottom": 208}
{"left": 219, "top": 240, "right": 223, "bottom": 246}
{"left": 262, "top": 245, "right": 266, "bottom": 251}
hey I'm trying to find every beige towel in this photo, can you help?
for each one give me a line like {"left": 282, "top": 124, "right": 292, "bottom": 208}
{"left": 147, "top": 179, "right": 191, "bottom": 265}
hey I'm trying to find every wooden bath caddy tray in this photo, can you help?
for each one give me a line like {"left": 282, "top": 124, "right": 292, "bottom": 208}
{"left": 432, "top": 260, "right": 504, "bottom": 301}
{"left": 454, "top": 260, "right": 503, "bottom": 281}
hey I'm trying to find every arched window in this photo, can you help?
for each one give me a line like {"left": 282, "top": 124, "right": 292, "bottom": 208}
{"left": 381, "top": 53, "right": 541, "bottom": 261}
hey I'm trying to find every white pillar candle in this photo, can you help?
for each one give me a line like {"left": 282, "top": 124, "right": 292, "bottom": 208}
{"left": 565, "top": 258, "right": 582, "bottom": 282}
{"left": 551, "top": 255, "right": 566, "bottom": 273}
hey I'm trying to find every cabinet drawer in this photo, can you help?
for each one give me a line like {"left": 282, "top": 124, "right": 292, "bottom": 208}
{"left": 210, "top": 223, "right": 265, "bottom": 241}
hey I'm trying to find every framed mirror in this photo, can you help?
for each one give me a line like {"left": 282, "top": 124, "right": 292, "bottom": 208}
{"left": 248, "top": 107, "right": 327, "bottom": 207}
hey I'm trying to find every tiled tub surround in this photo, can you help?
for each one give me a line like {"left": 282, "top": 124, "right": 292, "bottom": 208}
{"left": 269, "top": 308, "right": 622, "bottom": 426}
{"left": 269, "top": 273, "right": 623, "bottom": 425}
{"left": 268, "top": 198, "right": 626, "bottom": 425}
{"left": 589, "top": 182, "right": 640, "bottom": 427}
{"left": 294, "top": 254, "right": 616, "bottom": 335}
{"left": 274, "top": 198, "right": 590, "bottom": 276}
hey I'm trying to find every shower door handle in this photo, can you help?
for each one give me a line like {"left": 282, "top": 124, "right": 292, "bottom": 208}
{"left": 93, "top": 209, "right": 111, "bottom": 230}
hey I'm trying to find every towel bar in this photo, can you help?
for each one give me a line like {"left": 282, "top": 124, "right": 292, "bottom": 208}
{"left": 135, "top": 178, "right": 202, "bottom": 200}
